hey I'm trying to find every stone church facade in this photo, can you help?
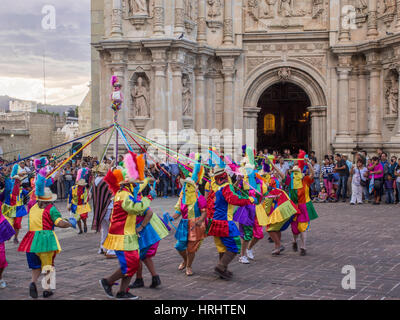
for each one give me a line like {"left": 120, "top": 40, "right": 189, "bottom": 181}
{"left": 91, "top": 0, "right": 400, "bottom": 162}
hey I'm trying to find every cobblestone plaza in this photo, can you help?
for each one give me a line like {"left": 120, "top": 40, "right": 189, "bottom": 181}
{"left": 1, "top": 198, "right": 399, "bottom": 300}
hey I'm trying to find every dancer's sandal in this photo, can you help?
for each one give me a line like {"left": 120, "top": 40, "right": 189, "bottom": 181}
{"left": 185, "top": 267, "right": 193, "bottom": 276}
{"left": 178, "top": 262, "right": 186, "bottom": 270}
{"left": 271, "top": 249, "right": 280, "bottom": 256}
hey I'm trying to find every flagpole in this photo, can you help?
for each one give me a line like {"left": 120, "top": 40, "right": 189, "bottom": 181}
{"left": 115, "top": 111, "right": 119, "bottom": 163}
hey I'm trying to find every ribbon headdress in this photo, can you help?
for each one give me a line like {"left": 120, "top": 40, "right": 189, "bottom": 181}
{"left": 122, "top": 151, "right": 145, "bottom": 184}
{"left": 104, "top": 168, "right": 124, "bottom": 195}
{"left": 34, "top": 157, "right": 49, "bottom": 172}
{"left": 209, "top": 148, "right": 226, "bottom": 177}
{"left": 239, "top": 146, "right": 258, "bottom": 191}
{"left": 76, "top": 168, "right": 89, "bottom": 186}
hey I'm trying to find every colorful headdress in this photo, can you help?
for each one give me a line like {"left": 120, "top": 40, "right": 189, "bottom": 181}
{"left": 122, "top": 152, "right": 145, "bottom": 183}
{"left": 76, "top": 168, "right": 88, "bottom": 184}
{"left": 209, "top": 148, "right": 226, "bottom": 176}
{"left": 298, "top": 150, "right": 307, "bottom": 171}
{"left": 225, "top": 155, "right": 240, "bottom": 175}
{"left": 245, "top": 146, "right": 255, "bottom": 169}
{"left": 35, "top": 170, "right": 46, "bottom": 197}
{"left": 11, "top": 164, "right": 18, "bottom": 178}
{"left": 104, "top": 169, "right": 124, "bottom": 195}
{"left": 110, "top": 75, "right": 121, "bottom": 88}
{"left": 184, "top": 162, "right": 204, "bottom": 185}
{"left": 36, "top": 187, "right": 57, "bottom": 202}
{"left": 34, "top": 157, "right": 49, "bottom": 171}
{"left": 178, "top": 163, "right": 191, "bottom": 178}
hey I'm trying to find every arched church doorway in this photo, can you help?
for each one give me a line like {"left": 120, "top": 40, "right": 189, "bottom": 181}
{"left": 257, "top": 82, "right": 311, "bottom": 153}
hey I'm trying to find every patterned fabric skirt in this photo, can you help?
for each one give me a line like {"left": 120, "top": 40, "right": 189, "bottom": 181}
{"left": 213, "top": 236, "right": 241, "bottom": 254}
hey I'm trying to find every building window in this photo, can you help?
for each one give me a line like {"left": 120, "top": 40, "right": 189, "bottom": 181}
{"left": 264, "top": 114, "right": 275, "bottom": 134}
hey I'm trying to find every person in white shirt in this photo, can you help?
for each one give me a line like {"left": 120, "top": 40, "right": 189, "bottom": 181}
{"left": 18, "top": 160, "right": 31, "bottom": 186}
{"left": 310, "top": 158, "right": 321, "bottom": 199}
{"left": 350, "top": 159, "right": 368, "bottom": 204}
{"left": 275, "top": 156, "right": 289, "bottom": 185}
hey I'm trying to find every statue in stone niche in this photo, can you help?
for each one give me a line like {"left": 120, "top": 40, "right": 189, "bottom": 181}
{"left": 278, "top": 0, "right": 292, "bottom": 17}
{"left": 182, "top": 76, "right": 192, "bottom": 116}
{"left": 132, "top": 77, "right": 150, "bottom": 117}
{"left": 208, "top": 0, "right": 222, "bottom": 18}
{"left": 386, "top": 74, "right": 399, "bottom": 115}
{"left": 312, "top": 0, "right": 324, "bottom": 18}
{"left": 259, "top": 0, "right": 276, "bottom": 18}
{"left": 185, "top": 0, "right": 194, "bottom": 20}
{"left": 129, "top": 0, "right": 148, "bottom": 15}
{"left": 248, "top": 0, "right": 260, "bottom": 20}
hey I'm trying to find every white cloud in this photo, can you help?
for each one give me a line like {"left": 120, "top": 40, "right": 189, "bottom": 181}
{"left": 0, "top": 77, "right": 90, "bottom": 105}
{"left": 0, "top": 0, "right": 91, "bottom": 105}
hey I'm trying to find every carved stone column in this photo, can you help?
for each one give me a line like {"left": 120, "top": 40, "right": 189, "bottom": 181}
{"left": 308, "top": 106, "right": 327, "bottom": 164}
{"left": 197, "top": 0, "right": 207, "bottom": 44}
{"left": 111, "top": 0, "right": 123, "bottom": 38}
{"left": 335, "top": 55, "right": 353, "bottom": 144}
{"left": 206, "top": 72, "right": 217, "bottom": 130}
{"left": 365, "top": 51, "right": 382, "bottom": 141}
{"left": 150, "top": 49, "right": 168, "bottom": 131}
{"left": 338, "top": 0, "right": 350, "bottom": 43}
{"left": 367, "top": 0, "right": 379, "bottom": 39}
{"left": 391, "top": 64, "right": 400, "bottom": 141}
{"left": 153, "top": 0, "right": 165, "bottom": 36}
{"left": 174, "top": 0, "right": 185, "bottom": 36}
{"left": 243, "top": 107, "right": 260, "bottom": 148}
{"left": 194, "top": 56, "right": 208, "bottom": 132}
{"left": 223, "top": 0, "right": 234, "bottom": 46}
{"left": 221, "top": 58, "right": 235, "bottom": 130}
{"left": 171, "top": 63, "right": 184, "bottom": 131}
{"left": 357, "top": 66, "right": 369, "bottom": 136}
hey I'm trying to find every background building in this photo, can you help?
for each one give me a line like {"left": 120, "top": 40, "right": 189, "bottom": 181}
{"left": 0, "top": 112, "right": 79, "bottom": 160}
{"left": 9, "top": 99, "right": 38, "bottom": 113}
{"left": 90, "top": 0, "right": 400, "bottom": 162}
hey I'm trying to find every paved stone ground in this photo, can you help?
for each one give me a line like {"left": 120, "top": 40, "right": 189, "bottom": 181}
{"left": 0, "top": 198, "right": 399, "bottom": 300}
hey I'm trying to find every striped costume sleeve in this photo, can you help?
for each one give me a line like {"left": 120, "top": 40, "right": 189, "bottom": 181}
{"left": 222, "top": 185, "right": 252, "bottom": 207}
{"left": 138, "top": 178, "right": 149, "bottom": 194}
{"left": 49, "top": 206, "right": 63, "bottom": 225}
{"left": 122, "top": 195, "right": 150, "bottom": 215}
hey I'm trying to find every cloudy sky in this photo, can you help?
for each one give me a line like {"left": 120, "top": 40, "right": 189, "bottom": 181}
{"left": 0, "top": 0, "right": 91, "bottom": 105}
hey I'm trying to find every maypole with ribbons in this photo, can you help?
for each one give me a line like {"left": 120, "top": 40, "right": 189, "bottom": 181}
{"left": 110, "top": 75, "right": 123, "bottom": 163}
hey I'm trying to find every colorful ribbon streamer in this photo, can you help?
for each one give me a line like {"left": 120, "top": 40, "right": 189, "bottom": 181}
{"left": 6, "top": 126, "right": 111, "bottom": 167}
